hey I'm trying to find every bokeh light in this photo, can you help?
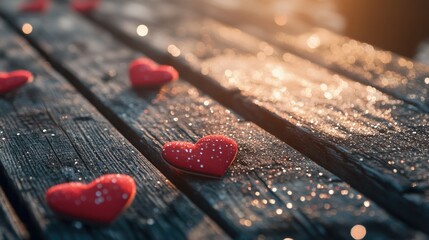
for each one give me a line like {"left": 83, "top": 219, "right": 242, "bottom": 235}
{"left": 22, "top": 23, "right": 33, "bottom": 35}
{"left": 136, "top": 24, "right": 148, "bottom": 37}
{"left": 351, "top": 225, "right": 366, "bottom": 240}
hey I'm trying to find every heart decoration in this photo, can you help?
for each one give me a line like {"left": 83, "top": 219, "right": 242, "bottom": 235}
{"left": 162, "top": 135, "right": 238, "bottom": 177}
{"left": 129, "top": 58, "right": 178, "bottom": 88}
{"left": 46, "top": 174, "right": 136, "bottom": 224}
{"left": 71, "top": 0, "right": 100, "bottom": 12}
{"left": 0, "top": 70, "right": 33, "bottom": 95}
{"left": 19, "top": 0, "right": 50, "bottom": 12}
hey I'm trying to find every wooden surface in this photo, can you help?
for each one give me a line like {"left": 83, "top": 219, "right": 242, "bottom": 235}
{"left": 70, "top": 0, "right": 429, "bottom": 233}
{"left": 1, "top": 1, "right": 428, "bottom": 239}
{"left": 0, "top": 0, "right": 428, "bottom": 239}
{"left": 0, "top": 19, "right": 225, "bottom": 240}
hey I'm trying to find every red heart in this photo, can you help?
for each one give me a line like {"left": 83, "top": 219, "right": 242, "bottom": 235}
{"left": 19, "top": 0, "right": 50, "bottom": 12}
{"left": 46, "top": 174, "right": 136, "bottom": 224}
{"left": 71, "top": 0, "right": 100, "bottom": 12}
{"left": 0, "top": 70, "right": 33, "bottom": 95}
{"left": 162, "top": 135, "right": 238, "bottom": 177}
{"left": 129, "top": 58, "right": 178, "bottom": 88}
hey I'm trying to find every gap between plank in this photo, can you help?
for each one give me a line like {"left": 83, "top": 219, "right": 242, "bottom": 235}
{"left": 0, "top": 148, "right": 44, "bottom": 239}
{"left": 0, "top": 179, "right": 30, "bottom": 239}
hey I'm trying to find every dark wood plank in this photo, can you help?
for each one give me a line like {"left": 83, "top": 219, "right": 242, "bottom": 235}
{"left": 0, "top": 186, "right": 28, "bottom": 240}
{"left": 41, "top": 0, "right": 429, "bottom": 233}
{"left": 0, "top": 3, "right": 426, "bottom": 239}
{"left": 0, "top": 19, "right": 226, "bottom": 240}
{"left": 175, "top": 0, "right": 429, "bottom": 113}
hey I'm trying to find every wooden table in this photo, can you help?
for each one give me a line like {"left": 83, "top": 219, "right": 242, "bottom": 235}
{"left": 0, "top": 0, "right": 428, "bottom": 239}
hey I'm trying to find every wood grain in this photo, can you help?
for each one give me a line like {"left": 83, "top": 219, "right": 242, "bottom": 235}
{"left": 0, "top": 3, "right": 426, "bottom": 239}
{"left": 50, "top": 0, "right": 429, "bottom": 233}
{"left": 0, "top": 19, "right": 225, "bottom": 240}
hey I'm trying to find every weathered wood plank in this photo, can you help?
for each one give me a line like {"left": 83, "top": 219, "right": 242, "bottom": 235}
{"left": 175, "top": 0, "right": 429, "bottom": 112}
{"left": 0, "top": 186, "right": 28, "bottom": 240}
{"left": 1, "top": 3, "right": 426, "bottom": 239}
{"left": 0, "top": 19, "right": 226, "bottom": 239}
{"left": 49, "top": 0, "right": 429, "bottom": 233}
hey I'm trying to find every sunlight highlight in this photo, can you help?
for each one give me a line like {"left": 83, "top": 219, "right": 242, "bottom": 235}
{"left": 22, "top": 23, "right": 33, "bottom": 35}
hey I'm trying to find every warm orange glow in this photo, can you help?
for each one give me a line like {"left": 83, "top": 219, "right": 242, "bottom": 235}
{"left": 351, "top": 225, "right": 366, "bottom": 240}
{"left": 22, "top": 23, "right": 33, "bottom": 35}
{"left": 306, "top": 34, "right": 321, "bottom": 49}
{"left": 274, "top": 15, "right": 288, "bottom": 26}
{"left": 136, "top": 24, "right": 148, "bottom": 37}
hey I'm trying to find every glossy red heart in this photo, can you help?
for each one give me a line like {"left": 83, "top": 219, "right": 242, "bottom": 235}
{"left": 19, "top": 0, "right": 50, "bottom": 12}
{"left": 0, "top": 70, "right": 33, "bottom": 95}
{"left": 71, "top": 0, "right": 100, "bottom": 12}
{"left": 46, "top": 174, "right": 136, "bottom": 224}
{"left": 162, "top": 135, "right": 238, "bottom": 177}
{"left": 129, "top": 58, "right": 178, "bottom": 88}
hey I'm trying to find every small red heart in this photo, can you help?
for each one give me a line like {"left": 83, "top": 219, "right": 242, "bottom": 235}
{"left": 162, "top": 135, "right": 238, "bottom": 177}
{"left": 71, "top": 0, "right": 100, "bottom": 12}
{"left": 129, "top": 58, "right": 179, "bottom": 88}
{"left": 19, "top": 0, "right": 50, "bottom": 12}
{"left": 0, "top": 70, "right": 33, "bottom": 95}
{"left": 46, "top": 174, "right": 136, "bottom": 224}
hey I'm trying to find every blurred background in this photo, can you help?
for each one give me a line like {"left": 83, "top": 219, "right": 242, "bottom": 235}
{"left": 45, "top": 0, "right": 429, "bottom": 65}
{"left": 335, "top": 0, "right": 429, "bottom": 63}
{"left": 229, "top": 0, "right": 429, "bottom": 64}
